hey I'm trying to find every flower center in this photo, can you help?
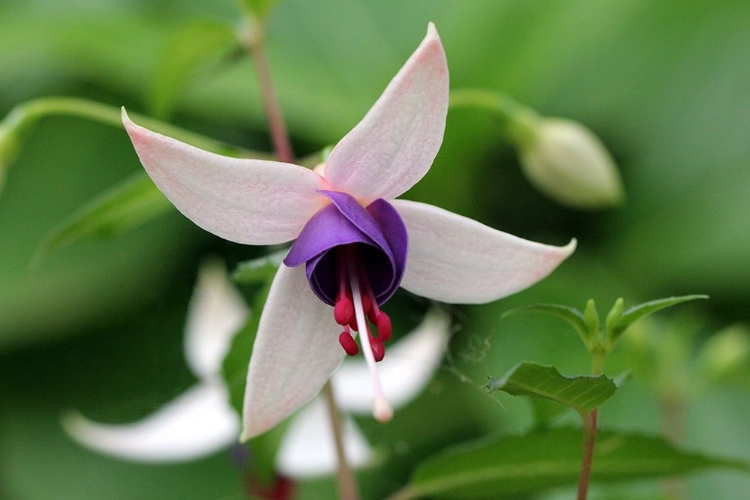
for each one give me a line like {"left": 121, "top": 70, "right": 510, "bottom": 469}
{"left": 333, "top": 245, "right": 393, "bottom": 360}
{"left": 335, "top": 245, "right": 393, "bottom": 422}
{"left": 284, "top": 190, "right": 408, "bottom": 422}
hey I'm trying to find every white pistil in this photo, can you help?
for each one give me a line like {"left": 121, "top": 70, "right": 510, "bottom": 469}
{"left": 346, "top": 254, "right": 393, "bottom": 423}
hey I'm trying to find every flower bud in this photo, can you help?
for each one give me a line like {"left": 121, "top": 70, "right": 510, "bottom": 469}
{"left": 515, "top": 117, "right": 625, "bottom": 209}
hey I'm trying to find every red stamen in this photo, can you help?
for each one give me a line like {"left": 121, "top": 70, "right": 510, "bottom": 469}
{"left": 367, "top": 309, "right": 379, "bottom": 325}
{"left": 376, "top": 312, "right": 392, "bottom": 342}
{"left": 369, "top": 334, "right": 385, "bottom": 362}
{"left": 338, "top": 330, "right": 359, "bottom": 356}
{"left": 361, "top": 293, "right": 373, "bottom": 314}
{"left": 348, "top": 316, "right": 359, "bottom": 332}
{"left": 333, "top": 294, "right": 354, "bottom": 325}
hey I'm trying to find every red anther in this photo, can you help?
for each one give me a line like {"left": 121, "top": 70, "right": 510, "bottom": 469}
{"left": 361, "top": 293, "right": 373, "bottom": 314}
{"left": 376, "top": 312, "right": 392, "bottom": 342}
{"left": 333, "top": 296, "right": 354, "bottom": 325}
{"left": 348, "top": 316, "right": 359, "bottom": 332}
{"left": 369, "top": 335, "right": 385, "bottom": 362}
{"left": 338, "top": 331, "right": 359, "bottom": 356}
{"left": 367, "top": 308, "right": 379, "bottom": 325}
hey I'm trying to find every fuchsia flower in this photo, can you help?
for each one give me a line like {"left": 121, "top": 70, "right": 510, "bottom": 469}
{"left": 122, "top": 23, "right": 575, "bottom": 440}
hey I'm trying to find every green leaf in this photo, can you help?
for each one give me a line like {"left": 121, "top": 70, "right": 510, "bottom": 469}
{"left": 486, "top": 362, "right": 616, "bottom": 414}
{"left": 404, "top": 428, "right": 750, "bottom": 499}
{"left": 610, "top": 295, "right": 709, "bottom": 343}
{"left": 502, "top": 303, "right": 589, "bottom": 345}
{"left": 239, "top": 0, "right": 279, "bottom": 21}
{"left": 148, "top": 21, "right": 238, "bottom": 120}
{"left": 37, "top": 172, "right": 172, "bottom": 257}
{"left": 232, "top": 250, "right": 286, "bottom": 285}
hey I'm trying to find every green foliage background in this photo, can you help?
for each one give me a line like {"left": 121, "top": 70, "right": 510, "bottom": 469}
{"left": 1, "top": 1, "right": 749, "bottom": 499}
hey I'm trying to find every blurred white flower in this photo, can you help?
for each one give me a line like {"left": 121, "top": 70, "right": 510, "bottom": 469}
{"left": 62, "top": 259, "right": 246, "bottom": 462}
{"left": 516, "top": 116, "right": 625, "bottom": 209}
{"left": 63, "top": 260, "right": 451, "bottom": 477}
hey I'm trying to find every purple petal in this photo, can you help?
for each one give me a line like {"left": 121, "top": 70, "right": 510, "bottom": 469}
{"left": 367, "top": 198, "right": 408, "bottom": 300}
{"left": 284, "top": 192, "right": 408, "bottom": 306}
{"left": 284, "top": 201, "right": 375, "bottom": 267}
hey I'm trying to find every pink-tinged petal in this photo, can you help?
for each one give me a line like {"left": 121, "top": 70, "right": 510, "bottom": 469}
{"left": 393, "top": 200, "right": 576, "bottom": 303}
{"left": 241, "top": 265, "right": 344, "bottom": 440}
{"left": 62, "top": 381, "right": 238, "bottom": 462}
{"left": 275, "top": 398, "right": 373, "bottom": 477}
{"left": 122, "top": 109, "right": 326, "bottom": 245}
{"left": 324, "top": 23, "right": 449, "bottom": 201}
{"left": 332, "top": 307, "right": 451, "bottom": 413}
{"left": 184, "top": 259, "right": 249, "bottom": 379}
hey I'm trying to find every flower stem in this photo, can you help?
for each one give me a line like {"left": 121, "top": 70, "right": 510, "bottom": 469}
{"left": 576, "top": 408, "right": 598, "bottom": 500}
{"left": 322, "top": 381, "right": 361, "bottom": 500}
{"left": 237, "top": 16, "right": 295, "bottom": 164}
{"left": 576, "top": 349, "right": 606, "bottom": 500}
{"left": 0, "top": 96, "right": 265, "bottom": 159}
{"left": 449, "top": 88, "right": 537, "bottom": 145}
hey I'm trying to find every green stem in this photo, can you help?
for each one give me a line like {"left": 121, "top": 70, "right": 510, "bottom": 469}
{"left": 1, "top": 97, "right": 266, "bottom": 159}
{"left": 449, "top": 88, "right": 537, "bottom": 145}
{"left": 322, "top": 381, "right": 361, "bottom": 500}
{"left": 591, "top": 351, "right": 606, "bottom": 377}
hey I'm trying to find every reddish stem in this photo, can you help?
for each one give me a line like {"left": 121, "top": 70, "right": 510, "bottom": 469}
{"left": 576, "top": 409, "right": 598, "bottom": 500}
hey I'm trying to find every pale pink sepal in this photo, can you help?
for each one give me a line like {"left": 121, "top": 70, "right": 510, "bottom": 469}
{"left": 122, "top": 109, "right": 326, "bottom": 245}
{"left": 275, "top": 398, "right": 373, "bottom": 478}
{"left": 332, "top": 307, "right": 451, "bottom": 413}
{"left": 62, "top": 381, "right": 239, "bottom": 462}
{"left": 324, "top": 23, "right": 449, "bottom": 201}
{"left": 241, "top": 265, "right": 345, "bottom": 440}
{"left": 393, "top": 200, "right": 576, "bottom": 304}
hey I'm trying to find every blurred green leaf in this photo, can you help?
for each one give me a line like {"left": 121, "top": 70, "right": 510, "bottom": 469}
{"left": 148, "top": 20, "right": 238, "bottom": 120}
{"left": 402, "top": 428, "right": 750, "bottom": 499}
{"left": 239, "top": 0, "right": 279, "bottom": 21}
{"left": 503, "top": 303, "right": 589, "bottom": 345}
{"left": 528, "top": 398, "right": 569, "bottom": 429}
{"left": 486, "top": 362, "right": 616, "bottom": 414}
{"left": 232, "top": 250, "right": 285, "bottom": 285}
{"left": 611, "top": 295, "right": 709, "bottom": 343}
{"left": 37, "top": 172, "right": 172, "bottom": 257}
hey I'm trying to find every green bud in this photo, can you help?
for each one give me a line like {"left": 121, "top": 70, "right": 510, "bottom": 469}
{"left": 605, "top": 298, "right": 625, "bottom": 343}
{"left": 516, "top": 118, "right": 625, "bottom": 209}
{"left": 583, "top": 299, "right": 600, "bottom": 342}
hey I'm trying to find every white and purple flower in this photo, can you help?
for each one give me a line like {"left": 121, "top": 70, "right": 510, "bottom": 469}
{"left": 63, "top": 260, "right": 453, "bottom": 478}
{"left": 121, "top": 23, "right": 575, "bottom": 440}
